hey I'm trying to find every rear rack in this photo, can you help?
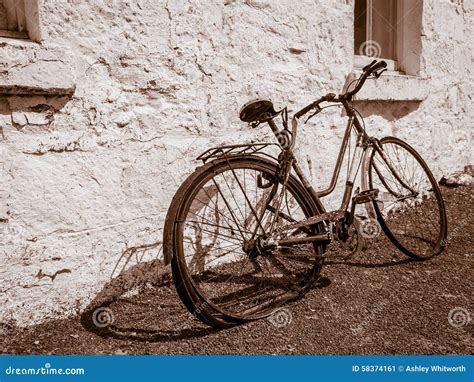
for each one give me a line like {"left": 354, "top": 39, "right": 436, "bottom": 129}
{"left": 196, "top": 143, "right": 279, "bottom": 163}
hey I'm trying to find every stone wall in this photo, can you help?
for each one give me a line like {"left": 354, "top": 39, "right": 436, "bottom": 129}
{"left": 0, "top": 0, "right": 472, "bottom": 325}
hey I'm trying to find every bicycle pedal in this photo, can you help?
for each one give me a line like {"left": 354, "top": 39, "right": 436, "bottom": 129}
{"left": 352, "top": 188, "right": 379, "bottom": 204}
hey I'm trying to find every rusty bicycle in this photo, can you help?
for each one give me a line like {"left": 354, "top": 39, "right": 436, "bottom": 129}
{"left": 163, "top": 60, "right": 447, "bottom": 328}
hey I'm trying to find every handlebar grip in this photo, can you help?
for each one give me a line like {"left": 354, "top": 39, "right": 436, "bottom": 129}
{"left": 362, "top": 59, "right": 377, "bottom": 72}
{"left": 362, "top": 59, "right": 387, "bottom": 73}
{"left": 371, "top": 60, "right": 387, "bottom": 71}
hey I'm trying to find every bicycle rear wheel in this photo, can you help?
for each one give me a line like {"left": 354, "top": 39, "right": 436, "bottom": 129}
{"left": 368, "top": 137, "right": 447, "bottom": 259}
{"left": 165, "top": 155, "right": 325, "bottom": 326}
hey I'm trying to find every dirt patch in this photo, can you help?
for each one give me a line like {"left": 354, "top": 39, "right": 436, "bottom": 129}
{"left": 1, "top": 185, "right": 472, "bottom": 355}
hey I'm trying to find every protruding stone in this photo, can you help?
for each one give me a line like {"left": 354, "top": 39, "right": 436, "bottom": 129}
{"left": 113, "top": 111, "right": 135, "bottom": 128}
{"left": 440, "top": 172, "right": 473, "bottom": 187}
{"left": 11, "top": 112, "right": 28, "bottom": 127}
{"left": 12, "top": 111, "right": 51, "bottom": 126}
{"left": 24, "top": 112, "right": 51, "bottom": 126}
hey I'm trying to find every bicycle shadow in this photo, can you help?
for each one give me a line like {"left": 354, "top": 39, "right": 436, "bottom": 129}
{"left": 80, "top": 255, "right": 220, "bottom": 342}
{"left": 80, "top": 244, "right": 332, "bottom": 343}
{"left": 80, "top": 239, "right": 218, "bottom": 342}
{"left": 325, "top": 257, "right": 416, "bottom": 268}
{"left": 322, "top": 234, "right": 423, "bottom": 269}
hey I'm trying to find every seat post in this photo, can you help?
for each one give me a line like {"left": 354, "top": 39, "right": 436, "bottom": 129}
{"left": 266, "top": 117, "right": 280, "bottom": 137}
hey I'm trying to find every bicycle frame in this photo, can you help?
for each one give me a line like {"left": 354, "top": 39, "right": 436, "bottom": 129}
{"left": 265, "top": 99, "right": 391, "bottom": 246}
{"left": 283, "top": 99, "right": 370, "bottom": 211}
{"left": 194, "top": 63, "right": 413, "bottom": 248}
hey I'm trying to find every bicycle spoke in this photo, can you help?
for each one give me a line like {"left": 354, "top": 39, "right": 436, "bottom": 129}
{"left": 175, "top": 158, "right": 323, "bottom": 320}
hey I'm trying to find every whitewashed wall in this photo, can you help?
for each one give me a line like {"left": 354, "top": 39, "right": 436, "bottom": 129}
{"left": 0, "top": 0, "right": 472, "bottom": 325}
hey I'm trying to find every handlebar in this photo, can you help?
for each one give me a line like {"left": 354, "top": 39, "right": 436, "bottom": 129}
{"left": 287, "top": 60, "right": 386, "bottom": 150}
{"left": 294, "top": 92, "right": 336, "bottom": 119}
{"left": 294, "top": 59, "right": 387, "bottom": 119}
{"left": 343, "top": 60, "right": 387, "bottom": 99}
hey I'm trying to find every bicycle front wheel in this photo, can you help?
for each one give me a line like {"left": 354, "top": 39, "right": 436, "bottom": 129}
{"left": 368, "top": 137, "right": 447, "bottom": 259}
{"left": 167, "top": 155, "right": 325, "bottom": 326}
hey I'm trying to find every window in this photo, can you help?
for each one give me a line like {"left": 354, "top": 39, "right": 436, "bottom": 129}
{"left": 354, "top": 0, "right": 398, "bottom": 70}
{"left": 0, "top": 0, "right": 41, "bottom": 41}
{"left": 353, "top": 0, "right": 423, "bottom": 75}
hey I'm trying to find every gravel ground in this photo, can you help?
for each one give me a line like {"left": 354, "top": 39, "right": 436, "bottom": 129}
{"left": 1, "top": 185, "right": 472, "bottom": 355}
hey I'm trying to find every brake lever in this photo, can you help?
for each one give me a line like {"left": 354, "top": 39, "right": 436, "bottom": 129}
{"left": 304, "top": 105, "right": 321, "bottom": 124}
{"left": 374, "top": 68, "right": 387, "bottom": 79}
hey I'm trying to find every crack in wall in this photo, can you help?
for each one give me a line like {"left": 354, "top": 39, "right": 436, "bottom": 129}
{"left": 27, "top": 214, "right": 162, "bottom": 242}
{"left": 36, "top": 268, "right": 72, "bottom": 282}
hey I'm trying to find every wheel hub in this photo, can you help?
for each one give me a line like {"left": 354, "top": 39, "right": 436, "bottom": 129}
{"left": 242, "top": 237, "right": 276, "bottom": 258}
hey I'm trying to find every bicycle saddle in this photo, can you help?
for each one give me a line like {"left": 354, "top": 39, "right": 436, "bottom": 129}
{"left": 239, "top": 99, "right": 277, "bottom": 123}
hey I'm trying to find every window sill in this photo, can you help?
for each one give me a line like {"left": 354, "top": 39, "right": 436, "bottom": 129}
{"left": 354, "top": 55, "right": 397, "bottom": 71}
{"left": 0, "top": 30, "right": 29, "bottom": 39}
{"left": 0, "top": 38, "right": 76, "bottom": 96}
{"left": 345, "top": 70, "right": 428, "bottom": 101}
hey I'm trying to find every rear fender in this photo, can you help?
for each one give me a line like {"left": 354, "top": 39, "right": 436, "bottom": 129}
{"left": 162, "top": 151, "right": 281, "bottom": 265}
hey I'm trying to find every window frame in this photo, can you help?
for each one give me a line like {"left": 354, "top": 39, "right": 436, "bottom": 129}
{"left": 354, "top": 0, "right": 423, "bottom": 76}
{"left": 353, "top": 0, "right": 401, "bottom": 72}
{"left": 0, "top": 0, "right": 42, "bottom": 42}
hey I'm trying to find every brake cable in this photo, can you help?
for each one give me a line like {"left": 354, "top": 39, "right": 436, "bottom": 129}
{"left": 304, "top": 104, "right": 342, "bottom": 124}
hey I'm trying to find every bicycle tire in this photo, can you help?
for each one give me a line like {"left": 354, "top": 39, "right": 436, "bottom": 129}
{"left": 164, "top": 155, "right": 325, "bottom": 327}
{"left": 164, "top": 167, "right": 235, "bottom": 328}
{"left": 367, "top": 136, "right": 447, "bottom": 260}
